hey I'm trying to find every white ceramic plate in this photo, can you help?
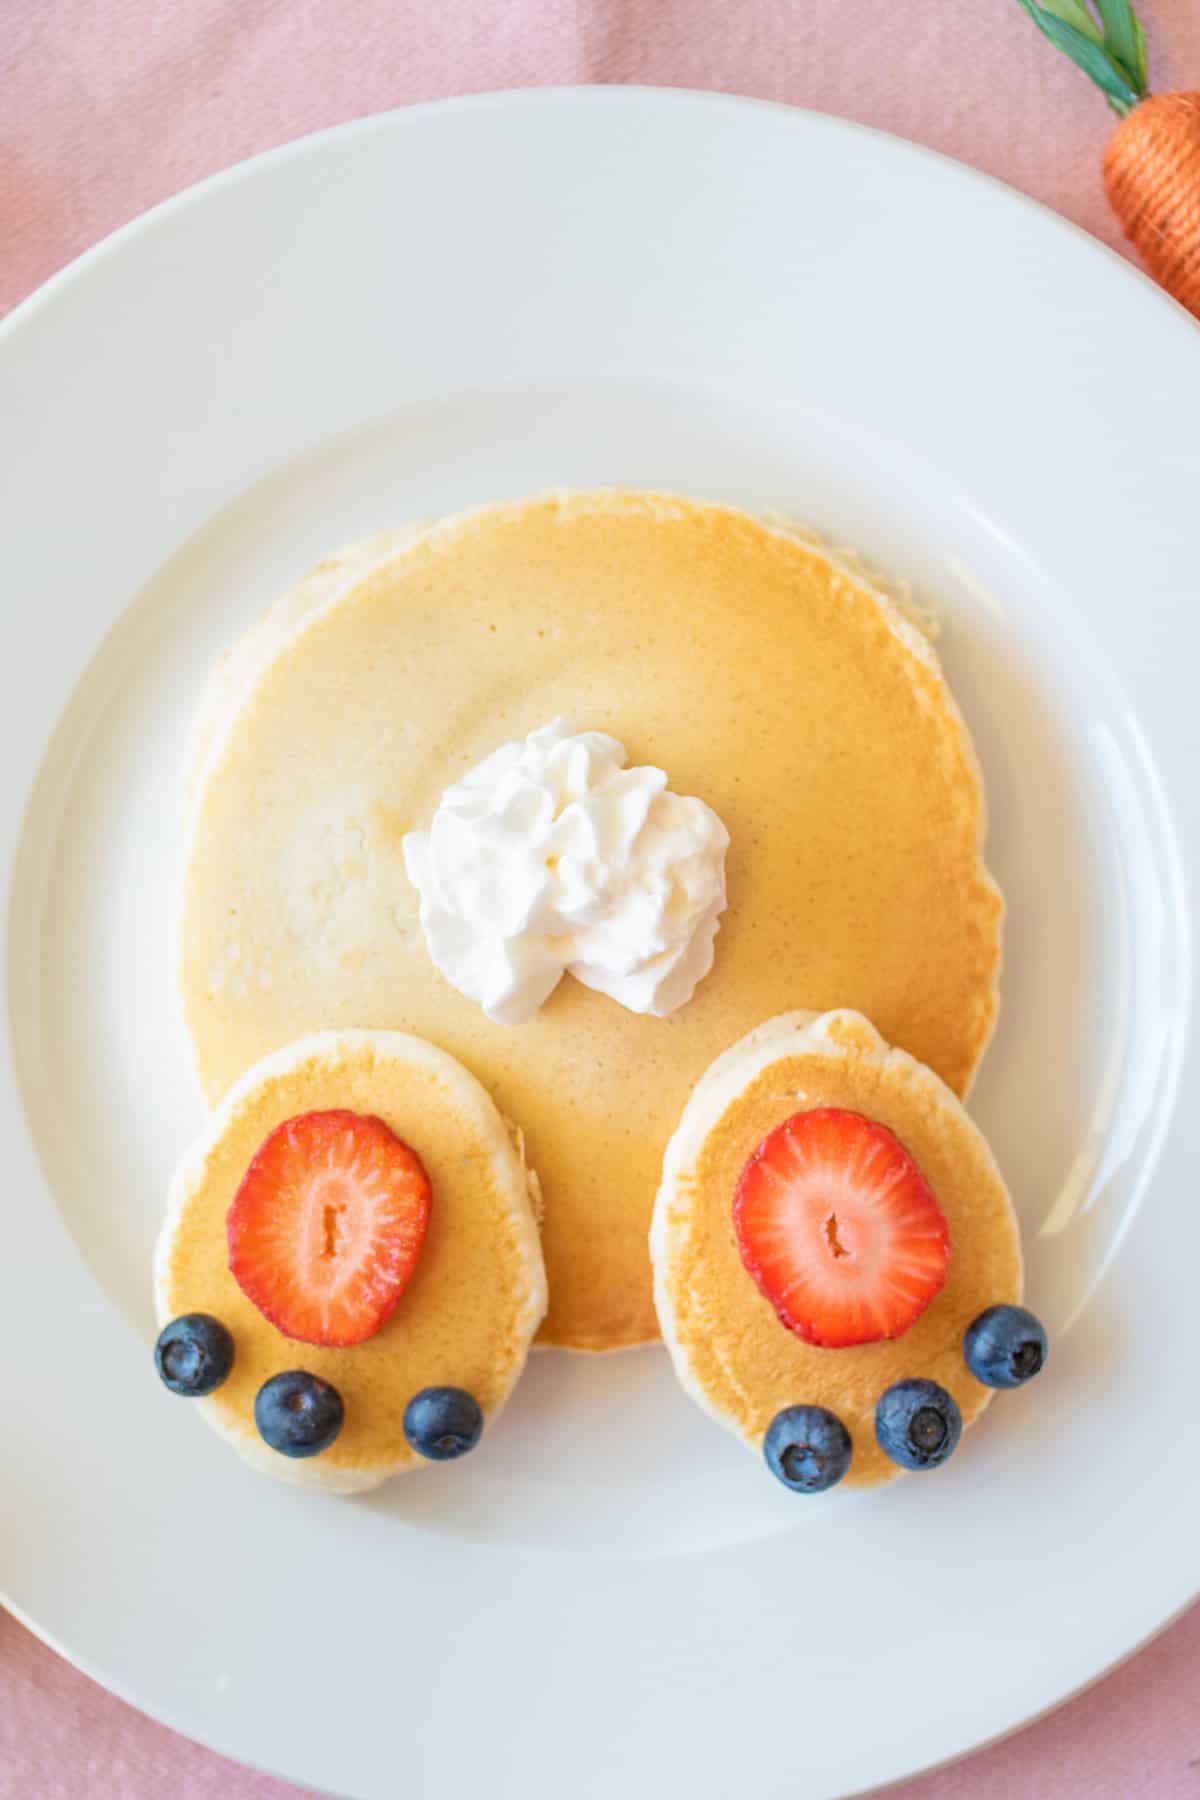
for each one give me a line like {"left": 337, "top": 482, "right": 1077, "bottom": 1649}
{"left": 1, "top": 88, "right": 1197, "bottom": 1800}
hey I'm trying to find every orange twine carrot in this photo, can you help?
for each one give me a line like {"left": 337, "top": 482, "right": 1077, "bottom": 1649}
{"left": 1019, "top": 2, "right": 1200, "bottom": 320}
{"left": 1103, "top": 92, "right": 1200, "bottom": 317}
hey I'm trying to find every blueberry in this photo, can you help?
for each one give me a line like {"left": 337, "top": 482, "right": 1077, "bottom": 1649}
{"left": 964, "top": 1304, "right": 1048, "bottom": 1389}
{"left": 763, "top": 1404, "right": 852, "bottom": 1493}
{"left": 255, "top": 1371, "right": 344, "bottom": 1458}
{"left": 154, "top": 1313, "right": 235, "bottom": 1396}
{"left": 403, "top": 1386, "right": 483, "bottom": 1461}
{"left": 875, "top": 1378, "right": 962, "bottom": 1471}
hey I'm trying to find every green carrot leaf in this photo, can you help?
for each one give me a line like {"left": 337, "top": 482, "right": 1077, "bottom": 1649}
{"left": 1037, "top": 0, "right": 1103, "bottom": 42}
{"left": 1014, "top": 0, "right": 1142, "bottom": 114}
{"left": 1093, "top": 0, "right": 1149, "bottom": 96}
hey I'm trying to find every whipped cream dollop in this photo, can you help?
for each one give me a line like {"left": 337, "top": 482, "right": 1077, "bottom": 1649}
{"left": 402, "top": 719, "right": 730, "bottom": 1025}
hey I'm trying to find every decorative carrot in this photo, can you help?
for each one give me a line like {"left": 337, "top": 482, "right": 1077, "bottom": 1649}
{"left": 1017, "top": 0, "right": 1200, "bottom": 318}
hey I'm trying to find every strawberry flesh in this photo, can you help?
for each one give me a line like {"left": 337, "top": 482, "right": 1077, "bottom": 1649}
{"left": 733, "top": 1107, "right": 950, "bottom": 1348}
{"left": 227, "top": 1110, "right": 432, "bottom": 1347}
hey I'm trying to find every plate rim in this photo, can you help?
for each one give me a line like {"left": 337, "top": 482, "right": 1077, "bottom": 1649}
{"left": 4, "top": 83, "right": 1196, "bottom": 348}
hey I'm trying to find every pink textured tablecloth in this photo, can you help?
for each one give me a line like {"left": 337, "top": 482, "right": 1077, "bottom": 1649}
{"left": 3, "top": 2, "right": 1199, "bottom": 1795}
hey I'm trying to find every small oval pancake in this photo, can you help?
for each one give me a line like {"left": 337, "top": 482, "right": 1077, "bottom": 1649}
{"left": 154, "top": 1031, "right": 547, "bottom": 1492}
{"left": 179, "top": 491, "right": 1002, "bottom": 1352}
{"left": 650, "top": 1011, "right": 1022, "bottom": 1488}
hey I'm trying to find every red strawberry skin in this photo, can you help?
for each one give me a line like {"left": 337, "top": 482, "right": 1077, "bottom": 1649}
{"left": 733, "top": 1108, "right": 950, "bottom": 1349}
{"left": 227, "top": 1110, "right": 432, "bottom": 1347}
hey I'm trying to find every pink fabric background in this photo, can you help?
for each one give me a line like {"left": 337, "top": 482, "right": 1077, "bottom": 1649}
{"left": 3, "top": 1, "right": 1199, "bottom": 1794}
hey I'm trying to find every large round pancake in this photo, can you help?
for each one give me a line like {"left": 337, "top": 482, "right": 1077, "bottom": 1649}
{"left": 154, "top": 1031, "right": 546, "bottom": 1491}
{"left": 650, "top": 1010, "right": 1023, "bottom": 1488}
{"left": 180, "top": 491, "right": 1002, "bottom": 1351}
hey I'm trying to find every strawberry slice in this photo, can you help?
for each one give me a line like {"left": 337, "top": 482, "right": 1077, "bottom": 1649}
{"left": 227, "top": 1111, "right": 431, "bottom": 1347}
{"left": 733, "top": 1108, "right": 950, "bottom": 1348}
